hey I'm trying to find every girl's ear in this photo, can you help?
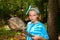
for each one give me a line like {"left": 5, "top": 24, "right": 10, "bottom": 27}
{"left": 37, "top": 14, "right": 41, "bottom": 21}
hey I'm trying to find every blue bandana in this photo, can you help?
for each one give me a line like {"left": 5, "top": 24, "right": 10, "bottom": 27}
{"left": 26, "top": 5, "right": 32, "bottom": 15}
{"left": 26, "top": 5, "right": 40, "bottom": 15}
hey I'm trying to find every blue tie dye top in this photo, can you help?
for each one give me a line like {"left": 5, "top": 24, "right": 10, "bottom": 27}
{"left": 26, "top": 21, "right": 49, "bottom": 40}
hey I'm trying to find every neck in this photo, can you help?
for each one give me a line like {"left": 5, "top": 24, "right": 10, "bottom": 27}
{"left": 32, "top": 20, "right": 39, "bottom": 24}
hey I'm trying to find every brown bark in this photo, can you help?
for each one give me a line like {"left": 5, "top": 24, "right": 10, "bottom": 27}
{"left": 48, "top": 0, "right": 58, "bottom": 40}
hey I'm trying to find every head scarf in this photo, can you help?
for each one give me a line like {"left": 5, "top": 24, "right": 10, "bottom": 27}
{"left": 26, "top": 5, "right": 40, "bottom": 15}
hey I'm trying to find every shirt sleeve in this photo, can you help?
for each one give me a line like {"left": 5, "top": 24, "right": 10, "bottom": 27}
{"left": 30, "top": 24, "right": 49, "bottom": 39}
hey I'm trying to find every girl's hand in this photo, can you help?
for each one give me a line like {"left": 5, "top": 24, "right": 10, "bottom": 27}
{"left": 32, "top": 36, "right": 45, "bottom": 40}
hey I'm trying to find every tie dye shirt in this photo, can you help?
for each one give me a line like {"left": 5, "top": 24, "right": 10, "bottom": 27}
{"left": 26, "top": 21, "right": 49, "bottom": 40}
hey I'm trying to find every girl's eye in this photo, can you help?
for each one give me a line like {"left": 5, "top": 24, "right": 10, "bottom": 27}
{"left": 33, "top": 15, "right": 36, "bottom": 16}
{"left": 29, "top": 14, "right": 37, "bottom": 16}
{"left": 29, "top": 15, "right": 36, "bottom": 16}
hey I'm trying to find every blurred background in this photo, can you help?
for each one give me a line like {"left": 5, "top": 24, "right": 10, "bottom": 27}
{"left": 0, "top": 0, "right": 60, "bottom": 40}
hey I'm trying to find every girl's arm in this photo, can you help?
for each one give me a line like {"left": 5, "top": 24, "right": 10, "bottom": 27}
{"left": 32, "top": 36, "right": 45, "bottom": 40}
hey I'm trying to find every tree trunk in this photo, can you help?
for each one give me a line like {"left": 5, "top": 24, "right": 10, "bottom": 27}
{"left": 48, "top": 0, "right": 58, "bottom": 40}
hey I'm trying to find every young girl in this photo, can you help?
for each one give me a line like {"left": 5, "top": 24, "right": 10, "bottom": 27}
{"left": 26, "top": 7, "right": 49, "bottom": 40}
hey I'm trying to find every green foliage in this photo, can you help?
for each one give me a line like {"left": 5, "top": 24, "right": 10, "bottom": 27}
{"left": 0, "top": 0, "right": 48, "bottom": 26}
{"left": 58, "top": 0, "right": 60, "bottom": 34}
{"left": 0, "top": 30, "right": 21, "bottom": 40}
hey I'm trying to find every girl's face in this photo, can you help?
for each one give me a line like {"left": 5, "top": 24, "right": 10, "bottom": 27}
{"left": 29, "top": 10, "right": 38, "bottom": 22}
